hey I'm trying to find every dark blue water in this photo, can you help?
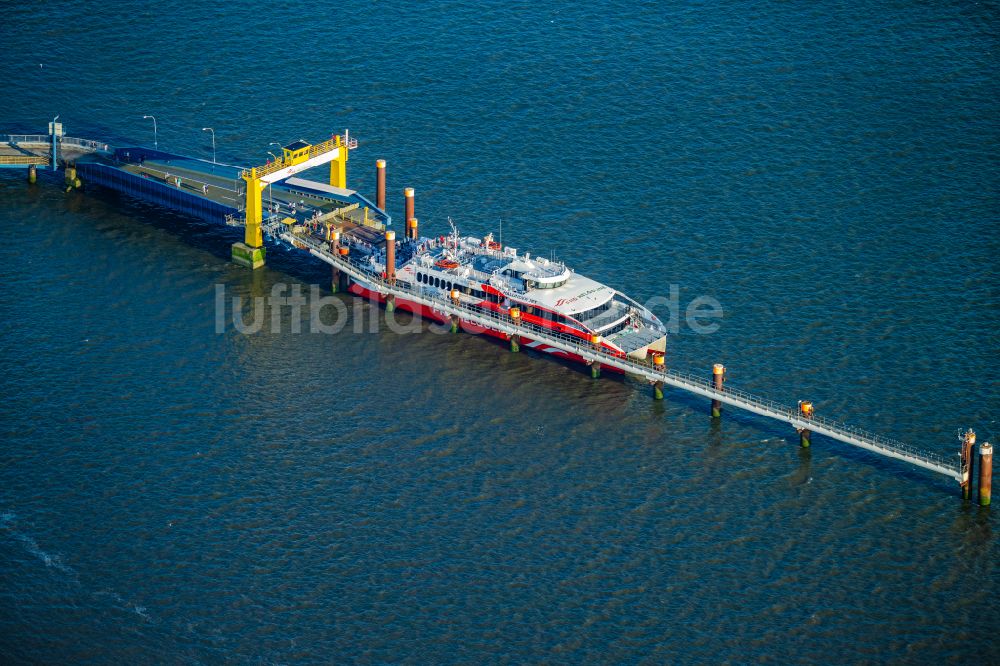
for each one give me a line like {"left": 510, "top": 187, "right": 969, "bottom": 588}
{"left": 1, "top": 2, "right": 998, "bottom": 662}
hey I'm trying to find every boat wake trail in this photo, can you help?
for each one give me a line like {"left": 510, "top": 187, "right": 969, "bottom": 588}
{"left": 0, "top": 509, "right": 153, "bottom": 623}
{"left": 0, "top": 510, "right": 76, "bottom": 577}
{"left": 95, "top": 589, "right": 152, "bottom": 621}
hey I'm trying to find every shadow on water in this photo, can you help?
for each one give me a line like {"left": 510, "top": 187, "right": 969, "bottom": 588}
{"left": 788, "top": 445, "right": 812, "bottom": 488}
{"left": 76, "top": 183, "right": 332, "bottom": 285}
{"left": 34, "top": 175, "right": 967, "bottom": 500}
{"left": 661, "top": 383, "right": 958, "bottom": 494}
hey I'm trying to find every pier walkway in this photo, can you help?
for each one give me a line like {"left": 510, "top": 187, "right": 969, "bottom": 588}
{"left": 2, "top": 124, "right": 966, "bottom": 488}
{"left": 269, "top": 220, "right": 961, "bottom": 482}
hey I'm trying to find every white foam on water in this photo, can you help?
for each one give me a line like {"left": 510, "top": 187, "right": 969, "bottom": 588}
{"left": 2, "top": 510, "right": 152, "bottom": 622}
{"left": 95, "top": 589, "right": 153, "bottom": 622}
{"left": 0, "top": 510, "right": 75, "bottom": 576}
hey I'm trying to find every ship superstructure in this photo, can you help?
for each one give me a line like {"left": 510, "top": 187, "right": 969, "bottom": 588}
{"left": 344, "top": 224, "right": 667, "bottom": 363}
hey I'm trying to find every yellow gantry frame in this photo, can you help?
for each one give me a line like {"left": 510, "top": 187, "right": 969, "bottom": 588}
{"left": 330, "top": 143, "right": 347, "bottom": 189}
{"left": 241, "top": 134, "right": 351, "bottom": 248}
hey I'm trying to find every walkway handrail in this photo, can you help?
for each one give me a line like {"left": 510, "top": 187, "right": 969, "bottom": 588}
{"left": 2, "top": 134, "right": 110, "bottom": 153}
{"left": 2, "top": 134, "right": 50, "bottom": 144}
{"left": 0, "top": 155, "right": 50, "bottom": 165}
{"left": 242, "top": 135, "right": 348, "bottom": 182}
{"left": 283, "top": 227, "right": 959, "bottom": 481}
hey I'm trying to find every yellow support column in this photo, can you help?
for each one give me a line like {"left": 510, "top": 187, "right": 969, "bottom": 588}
{"left": 329, "top": 156, "right": 346, "bottom": 189}
{"left": 233, "top": 168, "right": 266, "bottom": 269}
{"left": 329, "top": 139, "right": 348, "bottom": 189}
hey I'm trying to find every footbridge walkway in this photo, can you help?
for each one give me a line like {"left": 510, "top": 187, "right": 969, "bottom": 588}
{"left": 270, "top": 220, "right": 961, "bottom": 483}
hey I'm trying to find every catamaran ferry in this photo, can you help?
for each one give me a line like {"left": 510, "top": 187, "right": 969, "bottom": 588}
{"left": 340, "top": 222, "right": 667, "bottom": 368}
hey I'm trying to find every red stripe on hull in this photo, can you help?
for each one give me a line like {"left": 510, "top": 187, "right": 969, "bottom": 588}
{"left": 347, "top": 281, "right": 625, "bottom": 373}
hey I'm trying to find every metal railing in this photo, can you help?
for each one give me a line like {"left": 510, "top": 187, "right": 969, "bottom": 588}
{"left": 0, "top": 155, "right": 49, "bottom": 165}
{"left": 2, "top": 135, "right": 110, "bottom": 153}
{"left": 2, "top": 134, "right": 50, "bottom": 144}
{"left": 62, "top": 136, "right": 110, "bottom": 152}
{"left": 276, "top": 227, "right": 959, "bottom": 480}
{"left": 241, "top": 134, "right": 350, "bottom": 182}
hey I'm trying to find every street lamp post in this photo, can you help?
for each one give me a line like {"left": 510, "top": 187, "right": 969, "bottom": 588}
{"left": 268, "top": 141, "right": 283, "bottom": 161}
{"left": 202, "top": 127, "right": 215, "bottom": 172}
{"left": 201, "top": 127, "right": 215, "bottom": 173}
{"left": 142, "top": 115, "right": 157, "bottom": 149}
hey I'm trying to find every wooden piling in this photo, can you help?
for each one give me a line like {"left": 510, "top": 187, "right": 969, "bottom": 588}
{"left": 384, "top": 231, "right": 396, "bottom": 311}
{"left": 403, "top": 188, "right": 414, "bottom": 238}
{"left": 652, "top": 355, "right": 665, "bottom": 399}
{"left": 450, "top": 289, "right": 460, "bottom": 333}
{"left": 329, "top": 231, "right": 341, "bottom": 293}
{"left": 376, "top": 159, "right": 386, "bottom": 210}
{"left": 711, "top": 363, "right": 725, "bottom": 418}
{"left": 961, "top": 429, "right": 976, "bottom": 501}
{"left": 385, "top": 230, "right": 396, "bottom": 283}
{"left": 509, "top": 306, "right": 521, "bottom": 352}
{"left": 591, "top": 334, "right": 602, "bottom": 379}
{"left": 798, "top": 401, "right": 814, "bottom": 448}
{"left": 337, "top": 246, "right": 350, "bottom": 291}
{"left": 980, "top": 441, "right": 993, "bottom": 507}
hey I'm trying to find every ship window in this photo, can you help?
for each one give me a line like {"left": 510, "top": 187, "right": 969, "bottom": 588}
{"left": 576, "top": 300, "right": 612, "bottom": 321}
{"left": 605, "top": 319, "right": 630, "bottom": 336}
{"left": 538, "top": 309, "right": 567, "bottom": 325}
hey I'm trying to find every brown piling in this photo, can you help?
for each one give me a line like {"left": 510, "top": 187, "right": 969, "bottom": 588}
{"left": 383, "top": 231, "right": 397, "bottom": 312}
{"left": 376, "top": 159, "right": 386, "bottom": 210}
{"left": 337, "top": 246, "right": 350, "bottom": 291}
{"left": 652, "top": 355, "right": 665, "bottom": 399}
{"left": 329, "top": 230, "right": 341, "bottom": 293}
{"left": 590, "top": 334, "right": 602, "bottom": 379}
{"left": 385, "top": 230, "right": 396, "bottom": 283}
{"left": 961, "top": 429, "right": 976, "bottom": 501}
{"left": 798, "top": 401, "right": 814, "bottom": 447}
{"left": 408, "top": 217, "right": 419, "bottom": 240}
{"left": 509, "top": 306, "right": 521, "bottom": 352}
{"left": 980, "top": 441, "right": 993, "bottom": 507}
{"left": 711, "top": 363, "right": 725, "bottom": 418}
{"left": 403, "top": 188, "right": 414, "bottom": 237}
{"left": 450, "top": 289, "right": 460, "bottom": 333}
